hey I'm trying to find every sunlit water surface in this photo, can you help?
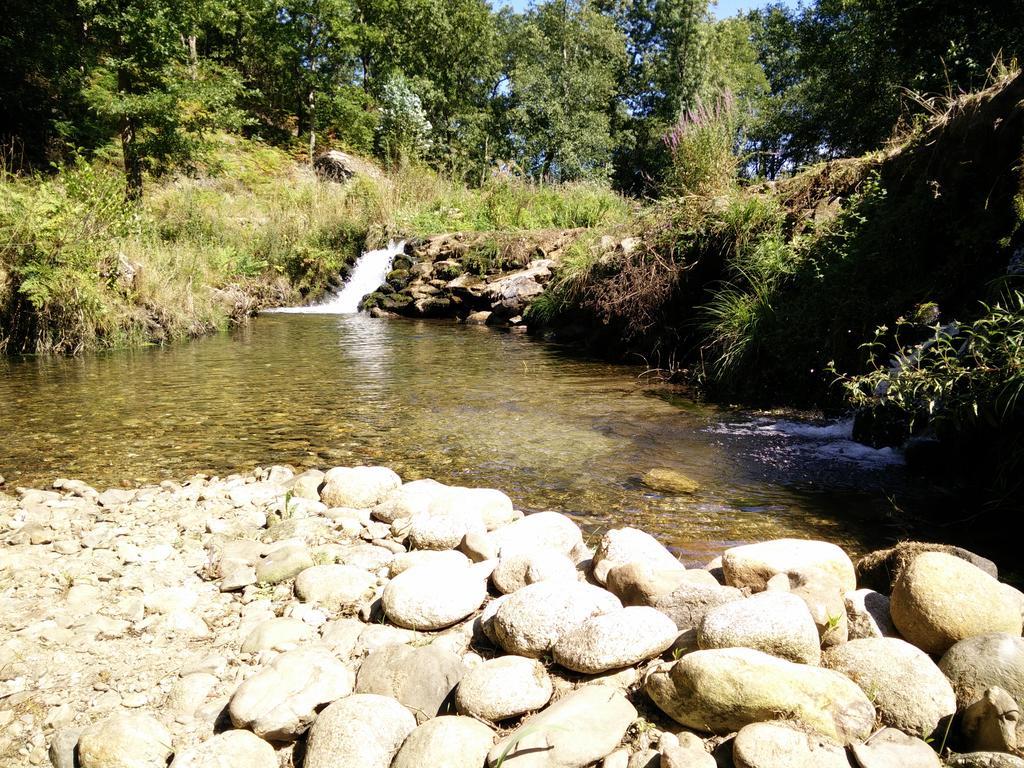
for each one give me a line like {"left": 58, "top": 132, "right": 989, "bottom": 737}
{"left": 0, "top": 314, "right": 941, "bottom": 562}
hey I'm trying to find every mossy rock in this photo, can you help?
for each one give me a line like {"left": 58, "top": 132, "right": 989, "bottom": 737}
{"left": 359, "top": 291, "right": 386, "bottom": 311}
{"left": 642, "top": 468, "right": 700, "bottom": 495}
{"left": 393, "top": 254, "right": 414, "bottom": 271}
{"left": 386, "top": 269, "right": 411, "bottom": 290}
{"left": 382, "top": 293, "right": 413, "bottom": 310}
{"left": 434, "top": 261, "right": 463, "bottom": 281}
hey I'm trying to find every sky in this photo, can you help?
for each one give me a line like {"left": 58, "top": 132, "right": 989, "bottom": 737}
{"left": 498, "top": 0, "right": 800, "bottom": 18}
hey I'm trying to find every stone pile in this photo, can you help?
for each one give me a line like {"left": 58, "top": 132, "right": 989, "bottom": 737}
{"left": 1, "top": 465, "right": 1023, "bottom": 768}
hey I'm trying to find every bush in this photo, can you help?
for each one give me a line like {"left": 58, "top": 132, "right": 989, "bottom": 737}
{"left": 662, "top": 92, "right": 740, "bottom": 197}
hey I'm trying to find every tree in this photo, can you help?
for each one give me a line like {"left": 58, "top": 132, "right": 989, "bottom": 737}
{"left": 376, "top": 75, "right": 432, "bottom": 167}
{"left": 507, "top": 0, "right": 626, "bottom": 182}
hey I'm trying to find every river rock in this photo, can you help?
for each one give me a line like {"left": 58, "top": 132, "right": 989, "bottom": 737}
{"left": 492, "top": 549, "right": 578, "bottom": 594}
{"left": 240, "top": 616, "right": 316, "bottom": 653}
{"left": 294, "top": 563, "right": 376, "bottom": 611}
{"left": 850, "top": 727, "right": 941, "bottom": 768}
{"left": 822, "top": 637, "right": 955, "bottom": 738}
{"left": 592, "top": 527, "right": 686, "bottom": 585}
{"left": 77, "top": 714, "right": 173, "bottom": 768}
{"left": 492, "top": 579, "right": 622, "bottom": 657}
{"left": 855, "top": 542, "right": 998, "bottom": 593}
{"left": 697, "top": 591, "right": 821, "bottom": 664}
{"left": 355, "top": 643, "right": 465, "bottom": 723}
{"left": 641, "top": 468, "right": 700, "bottom": 495}
{"left": 488, "top": 511, "right": 583, "bottom": 556}
{"left": 732, "top": 721, "right": 852, "bottom": 768}
{"left": 438, "top": 487, "right": 518, "bottom": 530}
{"left": 320, "top": 466, "right": 402, "bottom": 508}
{"left": 372, "top": 479, "right": 450, "bottom": 523}
{"left": 890, "top": 552, "right": 1022, "bottom": 656}
{"left": 939, "top": 633, "right": 1024, "bottom": 710}
{"left": 304, "top": 694, "right": 417, "bottom": 768}
{"left": 645, "top": 648, "right": 876, "bottom": 744}
{"left": 254, "top": 541, "right": 313, "bottom": 584}
{"left": 283, "top": 469, "right": 324, "bottom": 501}
{"left": 961, "top": 686, "right": 1020, "bottom": 753}
{"left": 652, "top": 580, "right": 743, "bottom": 630}
{"left": 846, "top": 589, "right": 899, "bottom": 639}
{"left": 331, "top": 541, "right": 395, "bottom": 571}
{"left": 389, "top": 548, "right": 470, "bottom": 577}
{"left": 392, "top": 716, "right": 495, "bottom": 768}
{"left": 606, "top": 563, "right": 718, "bottom": 607}
{"left": 660, "top": 733, "right": 716, "bottom": 768}
{"left": 382, "top": 562, "right": 489, "bottom": 630}
{"left": 229, "top": 645, "right": 354, "bottom": 739}
{"left": 408, "top": 506, "right": 487, "bottom": 550}
{"left": 553, "top": 606, "right": 678, "bottom": 673}
{"left": 169, "top": 730, "right": 277, "bottom": 768}
{"left": 488, "top": 685, "right": 638, "bottom": 767}
{"left": 455, "top": 655, "right": 553, "bottom": 721}
{"left": 787, "top": 569, "right": 849, "bottom": 647}
{"left": 723, "top": 539, "right": 856, "bottom": 593}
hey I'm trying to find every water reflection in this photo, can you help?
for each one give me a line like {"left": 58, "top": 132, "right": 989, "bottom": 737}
{"left": 0, "top": 314, "right": 934, "bottom": 560}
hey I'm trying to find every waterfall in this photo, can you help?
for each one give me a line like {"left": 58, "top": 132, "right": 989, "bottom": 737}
{"left": 268, "top": 241, "right": 405, "bottom": 314}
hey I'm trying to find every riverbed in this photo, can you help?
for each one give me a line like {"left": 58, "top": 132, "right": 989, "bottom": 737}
{"left": 0, "top": 314, "right": 933, "bottom": 562}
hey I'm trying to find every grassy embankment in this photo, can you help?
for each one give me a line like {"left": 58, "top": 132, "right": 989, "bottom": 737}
{"left": 0, "top": 135, "right": 630, "bottom": 355}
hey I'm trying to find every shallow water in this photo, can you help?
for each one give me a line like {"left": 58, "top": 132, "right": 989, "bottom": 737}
{"left": 0, "top": 314, "right": 939, "bottom": 561}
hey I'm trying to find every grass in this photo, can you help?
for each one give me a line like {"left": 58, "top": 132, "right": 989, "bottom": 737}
{"left": 0, "top": 134, "right": 629, "bottom": 355}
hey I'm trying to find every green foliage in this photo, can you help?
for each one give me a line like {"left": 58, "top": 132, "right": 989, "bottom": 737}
{"left": 663, "top": 92, "right": 741, "bottom": 197}
{"left": 376, "top": 76, "right": 433, "bottom": 169}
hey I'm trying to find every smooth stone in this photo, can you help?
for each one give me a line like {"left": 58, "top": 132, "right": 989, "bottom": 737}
{"left": 372, "top": 479, "right": 450, "bottom": 524}
{"left": 645, "top": 648, "right": 876, "bottom": 744}
{"left": 592, "top": 527, "right": 686, "bottom": 585}
{"left": 652, "top": 580, "right": 744, "bottom": 631}
{"left": 944, "top": 754, "right": 1024, "bottom": 768}
{"left": 488, "top": 511, "right": 584, "bottom": 556}
{"left": 47, "top": 727, "right": 82, "bottom": 768}
{"left": 240, "top": 617, "right": 317, "bottom": 653}
{"left": 382, "top": 562, "right": 489, "bottom": 630}
{"left": 77, "top": 714, "right": 173, "bottom": 768}
{"left": 433, "top": 487, "right": 518, "bottom": 530}
{"left": 254, "top": 542, "right": 313, "bottom": 584}
{"left": 389, "top": 549, "right": 470, "bottom": 577}
{"left": 961, "top": 686, "right": 1020, "bottom": 754}
{"left": 304, "top": 694, "right": 417, "bottom": 768}
{"left": 331, "top": 542, "right": 395, "bottom": 571}
{"left": 492, "top": 549, "right": 578, "bottom": 594}
{"left": 355, "top": 644, "right": 465, "bottom": 723}
{"left": 487, "top": 685, "right": 638, "bottom": 767}
{"left": 456, "top": 655, "right": 553, "bottom": 721}
{"left": 229, "top": 646, "right": 354, "bottom": 740}
{"left": 320, "top": 466, "right": 402, "bottom": 508}
{"left": 166, "top": 672, "right": 218, "bottom": 717}
{"left": 492, "top": 579, "right": 622, "bottom": 657}
{"left": 697, "top": 591, "right": 821, "bottom": 665}
{"left": 845, "top": 589, "right": 899, "bottom": 639}
{"left": 732, "top": 721, "right": 852, "bottom": 768}
{"left": 788, "top": 569, "right": 849, "bottom": 647}
{"left": 823, "top": 637, "right": 956, "bottom": 738}
{"left": 553, "top": 606, "right": 678, "bottom": 673}
{"left": 855, "top": 542, "right": 998, "bottom": 593}
{"left": 939, "top": 633, "right": 1024, "bottom": 710}
{"left": 391, "top": 716, "right": 495, "bottom": 768}
{"left": 890, "top": 552, "right": 1022, "bottom": 656}
{"left": 169, "top": 730, "right": 277, "bottom": 768}
{"left": 722, "top": 539, "right": 856, "bottom": 593}
{"left": 408, "top": 507, "right": 487, "bottom": 551}
{"left": 294, "top": 564, "right": 376, "bottom": 611}
{"left": 660, "top": 738, "right": 716, "bottom": 768}
{"left": 606, "top": 563, "right": 715, "bottom": 607}
{"left": 850, "top": 727, "right": 941, "bottom": 768}
{"left": 283, "top": 469, "right": 324, "bottom": 501}
{"left": 641, "top": 468, "right": 700, "bottom": 495}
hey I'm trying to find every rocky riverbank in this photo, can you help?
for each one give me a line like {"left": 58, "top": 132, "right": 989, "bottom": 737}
{"left": 2, "top": 466, "right": 1023, "bottom": 768}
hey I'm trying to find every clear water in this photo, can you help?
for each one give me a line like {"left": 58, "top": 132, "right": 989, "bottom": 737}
{"left": 266, "top": 241, "right": 405, "bottom": 314}
{"left": 0, "top": 314, "right": 940, "bottom": 562}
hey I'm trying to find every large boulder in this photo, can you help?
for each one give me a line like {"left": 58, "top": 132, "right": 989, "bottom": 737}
{"left": 732, "top": 721, "right": 852, "bottom": 768}
{"left": 371, "top": 479, "right": 450, "bottom": 524}
{"left": 488, "top": 511, "right": 583, "bottom": 556}
{"left": 303, "top": 694, "right": 416, "bottom": 768}
{"left": 382, "top": 562, "right": 489, "bottom": 630}
{"left": 77, "top": 714, "right": 173, "bottom": 768}
{"left": 455, "top": 655, "right": 553, "bottom": 721}
{"left": 552, "top": 606, "right": 678, "bottom": 673}
{"left": 889, "top": 552, "right": 1022, "bottom": 656}
{"left": 652, "top": 580, "right": 743, "bottom": 631}
{"left": 822, "top": 637, "right": 956, "bottom": 738}
{"left": 313, "top": 150, "right": 383, "bottom": 183}
{"left": 645, "top": 648, "right": 876, "bottom": 744}
{"left": 592, "top": 528, "right": 686, "bottom": 585}
{"left": 492, "top": 549, "right": 578, "bottom": 594}
{"left": 389, "top": 549, "right": 470, "bottom": 577}
{"left": 169, "top": 730, "right": 277, "bottom": 768}
{"left": 939, "top": 633, "right": 1024, "bottom": 710}
{"left": 487, "top": 685, "right": 637, "bottom": 767}
{"left": 355, "top": 644, "right": 466, "bottom": 723}
{"left": 294, "top": 564, "right": 376, "bottom": 612}
{"left": 408, "top": 506, "right": 487, "bottom": 551}
{"left": 492, "top": 579, "right": 622, "bottom": 657}
{"left": 605, "top": 562, "right": 707, "bottom": 606}
{"left": 855, "top": 542, "right": 997, "bottom": 593}
{"left": 722, "top": 539, "right": 856, "bottom": 593}
{"left": 320, "top": 466, "right": 401, "bottom": 509}
{"left": 392, "top": 716, "right": 495, "bottom": 768}
{"left": 228, "top": 646, "right": 355, "bottom": 740}
{"left": 697, "top": 591, "right": 821, "bottom": 665}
